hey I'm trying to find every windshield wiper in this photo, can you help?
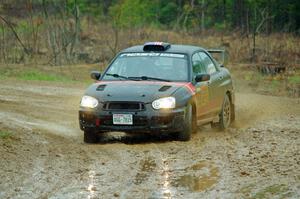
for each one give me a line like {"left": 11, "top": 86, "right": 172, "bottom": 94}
{"left": 105, "top": 74, "right": 171, "bottom": 82}
{"left": 129, "top": 76, "right": 172, "bottom": 82}
{"left": 105, "top": 73, "right": 137, "bottom": 81}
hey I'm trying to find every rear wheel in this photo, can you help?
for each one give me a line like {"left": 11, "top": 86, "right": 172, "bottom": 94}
{"left": 178, "top": 104, "right": 193, "bottom": 141}
{"left": 211, "top": 94, "right": 231, "bottom": 130}
{"left": 84, "top": 130, "right": 98, "bottom": 143}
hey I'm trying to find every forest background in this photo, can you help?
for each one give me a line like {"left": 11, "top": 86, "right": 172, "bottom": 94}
{"left": 0, "top": 0, "right": 299, "bottom": 96}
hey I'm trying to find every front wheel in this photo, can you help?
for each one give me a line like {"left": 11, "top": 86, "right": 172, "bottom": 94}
{"left": 177, "top": 104, "right": 193, "bottom": 141}
{"left": 84, "top": 130, "right": 98, "bottom": 143}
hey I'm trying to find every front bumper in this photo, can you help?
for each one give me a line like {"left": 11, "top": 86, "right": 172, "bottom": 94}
{"left": 79, "top": 106, "right": 186, "bottom": 134}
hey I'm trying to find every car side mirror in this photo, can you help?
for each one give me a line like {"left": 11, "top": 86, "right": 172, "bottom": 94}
{"left": 195, "top": 74, "right": 210, "bottom": 82}
{"left": 90, "top": 71, "right": 101, "bottom": 80}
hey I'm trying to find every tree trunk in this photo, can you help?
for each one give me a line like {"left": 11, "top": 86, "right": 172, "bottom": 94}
{"left": 201, "top": 0, "right": 205, "bottom": 33}
{"left": 69, "top": 0, "right": 80, "bottom": 62}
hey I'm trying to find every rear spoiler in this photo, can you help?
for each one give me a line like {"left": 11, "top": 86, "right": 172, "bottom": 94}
{"left": 207, "top": 49, "right": 226, "bottom": 65}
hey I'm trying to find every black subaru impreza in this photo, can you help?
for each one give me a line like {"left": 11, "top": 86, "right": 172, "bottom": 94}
{"left": 79, "top": 42, "right": 235, "bottom": 143}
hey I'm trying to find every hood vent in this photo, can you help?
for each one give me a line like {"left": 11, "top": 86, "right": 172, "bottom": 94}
{"left": 96, "top": 84, "right": 106, "bottom": 91}
{"left": 158, "top": 85, "right": 172, "bottom": 92}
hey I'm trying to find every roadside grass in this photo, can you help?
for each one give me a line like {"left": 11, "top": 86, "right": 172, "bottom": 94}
{"left": 18, "top": 70, "right": 73, "bottom": 82}
{"left": 232, "top": 64, "right": 300, "bottom": 97}
{"left": 0, "top": 67, "right": 71, "bottom": 82}
{"left": 0, "top": 131, "right": 13, "bottom": 139}
{"left": 1, "top": 63, "right": 298, "bottom": 96}
{"left": 0, "top": 68, "right": 11, "bottom": 79}
{"left": 288, "top": 75, "right": 300, "bottom": 84}
{"left": 0, "top": 64, "right": 101, "bottom": 84}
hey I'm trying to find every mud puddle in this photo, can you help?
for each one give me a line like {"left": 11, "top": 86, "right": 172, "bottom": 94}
{"left": 173, "top": 161, "right": 219, "bottom": 192}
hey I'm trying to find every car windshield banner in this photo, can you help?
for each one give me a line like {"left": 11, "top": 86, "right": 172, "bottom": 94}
{"left": 120, "top": 53, "right": 186, "bottom": 59}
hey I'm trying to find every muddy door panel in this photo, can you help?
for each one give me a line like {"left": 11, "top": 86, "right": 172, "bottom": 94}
{"left": 214, "top": 71, "right": 227, "bottom": 114}
{"left": 195, "top": 81, "right": 210, "bottom": 121}
{"left": 207, "top": 73, "right": 220, "bottom": 116}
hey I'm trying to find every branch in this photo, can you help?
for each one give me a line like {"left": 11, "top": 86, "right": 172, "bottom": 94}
{"left": 0, "top": 15, "right": 31, "bottom": 55}
{"left": 45, "top": 37, "right": 73, "bottom": 65}
{"left": 255, "top": 8, "right": 274, "bottom": 33}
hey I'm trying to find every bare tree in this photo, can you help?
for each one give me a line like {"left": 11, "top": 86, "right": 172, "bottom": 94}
{"left": 201, "top": 0, "right": 205, "bottom": 33}
{"left": 42, "top": 0, "right": 81, "bottom": 65}
{"left": 0, "top": 15, "right": 31, "bottom": 55}
{"left": 69, "top": 0, "right": 80, "bottom": 61}
{"left": 252, "top": 7, "right": 274, "bottom": 62}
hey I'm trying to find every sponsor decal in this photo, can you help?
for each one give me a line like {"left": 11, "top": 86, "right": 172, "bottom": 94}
{"left": 120, "top": 53, "right": 185, "bottom": 58}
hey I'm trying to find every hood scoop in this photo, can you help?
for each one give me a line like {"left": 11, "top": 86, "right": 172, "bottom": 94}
{"left": 158, "top": 85, "right": 172, "bottom": 92}
{"left": 96, "top": 84, "right": 106, "bottom": 91}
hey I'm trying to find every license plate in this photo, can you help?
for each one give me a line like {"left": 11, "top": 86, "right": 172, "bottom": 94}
{"left": 113, "top": 114, "right": 133, "bottom": 125}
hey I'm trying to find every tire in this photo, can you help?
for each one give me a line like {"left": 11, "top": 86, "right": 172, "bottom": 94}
{"left": 178, "top": 104, "right": 193, "bottom": 141}
{"left": 192, "top": 105, "right": 197, "bottom": 134}
{"left": 231, "top": 102, "right": 236, "bottom": 123}
{"left": 84, "top": 130, "right": 98, "bottom": 143}
{"left": 211, "top": 94, "right": 232, "bottom": 131}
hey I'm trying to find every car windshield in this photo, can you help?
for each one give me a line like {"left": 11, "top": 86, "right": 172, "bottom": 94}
{"left": 102, "top": 53, "right": 188, "bottom": 82}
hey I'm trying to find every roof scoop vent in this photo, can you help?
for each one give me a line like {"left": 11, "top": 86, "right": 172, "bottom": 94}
{"left": 143, "top": 42, "right": 171, "bottom": 51}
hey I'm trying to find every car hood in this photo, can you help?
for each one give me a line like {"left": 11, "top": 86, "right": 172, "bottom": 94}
{"left": 84, "top": 81, "right": 186, "bottom": 103}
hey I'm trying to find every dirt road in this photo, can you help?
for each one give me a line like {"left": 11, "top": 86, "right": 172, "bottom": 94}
{"left": 0, "top": 79, "right": 299, "bottom": 199}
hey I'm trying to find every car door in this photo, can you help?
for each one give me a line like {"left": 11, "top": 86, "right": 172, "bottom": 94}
{"left": 191, "top": 52, "right": 210, "bottom": 123}
{"left": 198, "top": 52, "right": 224, "bottom": 117}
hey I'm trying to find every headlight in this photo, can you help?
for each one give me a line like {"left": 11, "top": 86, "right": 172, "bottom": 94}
{"left": 80, "top": 95, "right": 98, "bottom": 108}
{"left": 152, "top": 97, "right": 176, "bottom": 110}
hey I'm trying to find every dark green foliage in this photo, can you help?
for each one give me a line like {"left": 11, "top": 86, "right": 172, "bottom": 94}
{"left": 1, "top": 0, "right": 299, "bottom": 32}
{"left": 71, "top": 0, "right": 299, "bottom": 33}
{"left": 158, "top": 1, "right": 178, "bottom": 26}
{"left": 108, "top": 0, "right": 157, "bottom": 28}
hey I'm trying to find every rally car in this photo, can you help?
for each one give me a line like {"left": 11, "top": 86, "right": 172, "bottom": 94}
{"left": 79, "top": 42, "right": 235, "bottom": 143}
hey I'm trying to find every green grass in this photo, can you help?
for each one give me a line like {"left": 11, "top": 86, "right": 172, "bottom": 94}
{"left": 239, "top": 183, "right": 293, "bottom": 199}
{"left": 0, "top": 68, "right": 11, "bottom": 79}
{"left": 250, "top": 184, "right": 289, "bottom": 199}
{"left": 0, "top": 131, "right": 13, "bottom": 139}
{"left": 288, "top": 75, "right": 300, "bottom": 84}
{"left": 18, "top": 70, "right": 73, "bottom": 82}
{"left": 271, "top": 79, "right": 281, "bottom": 89}
{"left": 0, "top": 67, "right": 75, "bottom": 82}
{"left": 244, "top": 73, "right": 253, "bottom": 81}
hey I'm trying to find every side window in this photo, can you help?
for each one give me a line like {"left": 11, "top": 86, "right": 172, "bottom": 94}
{"left": 199, "top": 52, "right": 217, "bottom": 75}
{"left": 192, "top": 53, "right": 206, "bottom": 74}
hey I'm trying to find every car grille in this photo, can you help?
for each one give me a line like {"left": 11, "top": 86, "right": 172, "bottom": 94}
{"left": 103, "top": 102, "right": 145, "bottom": 111}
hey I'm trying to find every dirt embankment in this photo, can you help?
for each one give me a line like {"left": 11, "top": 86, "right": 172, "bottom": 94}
{"left": 0, "top": 80, "right": 299, "bottom": 199}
